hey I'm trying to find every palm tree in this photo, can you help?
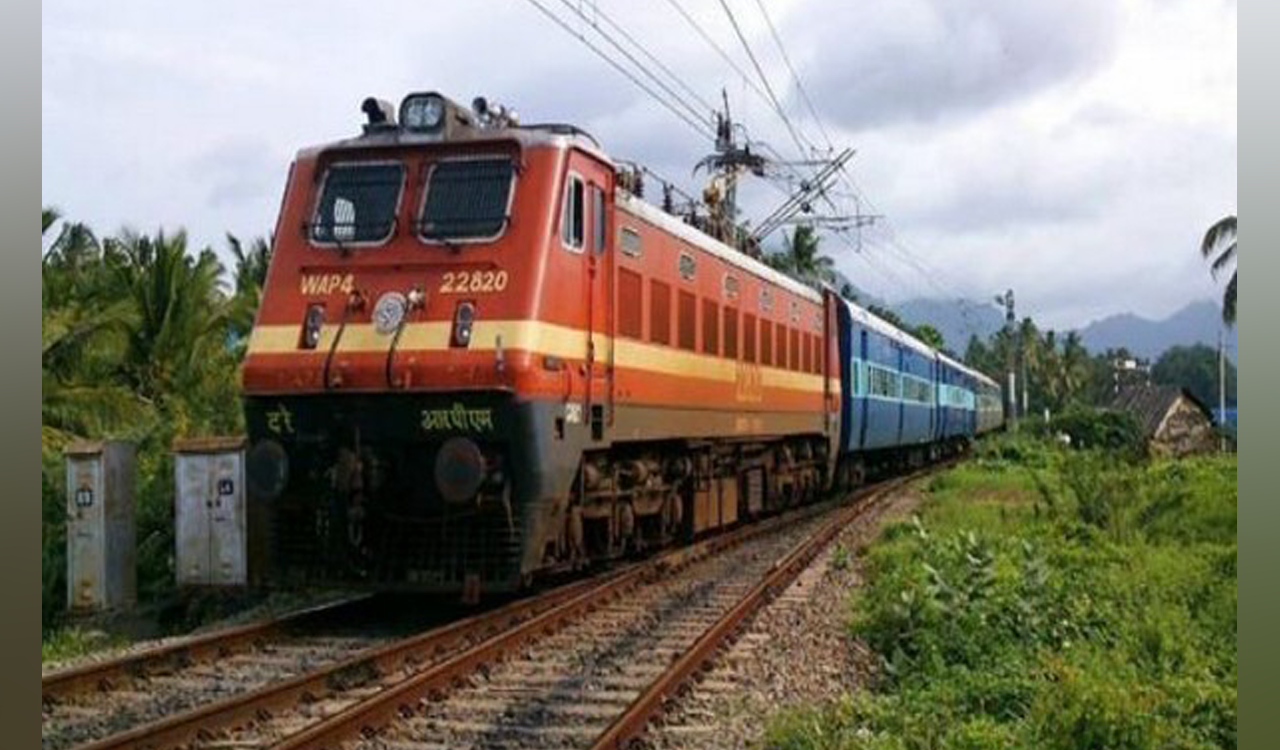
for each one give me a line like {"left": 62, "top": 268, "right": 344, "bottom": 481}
{"left": 1201, "top": 215, "right": 1237, "bottom": 325}
{"left": 781, "top": 225, "right": 835, "bottom": 285}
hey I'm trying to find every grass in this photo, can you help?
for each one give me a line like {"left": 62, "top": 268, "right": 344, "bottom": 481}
{"left": 765, "top": 434, "right": 1237, "bottom": 750}
{"left": 41, "top": 628, "right": 126, "bottom": 665}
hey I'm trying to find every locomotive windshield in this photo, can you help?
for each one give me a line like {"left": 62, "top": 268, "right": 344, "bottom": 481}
{"left": 419, "top": 158, "right": 515, "bottom": 241}
{"left": 310, "top": 162, "right": 404, "bottom": 244}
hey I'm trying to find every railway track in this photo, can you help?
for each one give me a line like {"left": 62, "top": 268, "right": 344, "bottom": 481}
{"left": 42, "top": 473, "right": 922, "bottom": 750}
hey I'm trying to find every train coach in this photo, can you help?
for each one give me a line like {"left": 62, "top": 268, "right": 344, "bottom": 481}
{"left": 240, "top": 91, "right": 1002, "bottom": 597}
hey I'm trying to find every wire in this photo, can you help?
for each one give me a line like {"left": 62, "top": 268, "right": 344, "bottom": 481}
{"left": 568, "top": 0, "right": 718, "bottom": 118}
{"left": 552, "top": 0, "right": 717, "bottom": 134}
{"left": 662, "top": 0, "right": 772, "bottom": 107}
{"left": 715, "top": 0, "right": 810, "bottom": 162}
{"left": 748, "top": 0, "right": 834, "bottom": 153}
{"left": 519, "top": 0, "right": 716, "bottom": 143}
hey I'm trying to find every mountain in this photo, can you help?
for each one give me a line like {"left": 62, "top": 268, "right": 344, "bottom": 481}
{"left": 895, "top": 298, "right": 1005, "bottom": 354}
{"left": 890, "top": 297, "right": 1235, "bottom": 362}
{"left": 1077, "top": 300, "right": 1237, "bottom": 362}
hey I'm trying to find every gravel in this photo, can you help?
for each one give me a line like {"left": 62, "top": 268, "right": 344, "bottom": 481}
{"left": 644, "top": 484, "right": 926, "bottom": 750}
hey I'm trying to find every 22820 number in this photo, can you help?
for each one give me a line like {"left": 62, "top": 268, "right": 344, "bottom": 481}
{"left": 439, "top": 270, "right": 509, "bottom": 294}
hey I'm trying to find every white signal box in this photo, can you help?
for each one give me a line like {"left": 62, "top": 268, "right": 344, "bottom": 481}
{"left": 64, "top": 441, "right": 137, "bottom": 612}
{"left": 174, "top": 437, "right": 248, "bottom": 587}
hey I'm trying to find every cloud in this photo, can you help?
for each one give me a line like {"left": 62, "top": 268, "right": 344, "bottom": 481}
{"left": 40, "top": 0, "right": 1234, "bottom": 331}
{"left": 785, "top": 0, "right": 1120, "bottom": 130}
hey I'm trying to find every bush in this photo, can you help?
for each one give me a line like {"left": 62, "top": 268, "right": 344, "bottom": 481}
{"left": 766, "top": 439, "right": 1236, "bottom": 750}
{"left": 1052, "top": 407, "right": 1145, "bottom": 456}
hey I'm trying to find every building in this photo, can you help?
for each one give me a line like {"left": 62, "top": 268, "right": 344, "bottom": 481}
{"left": 1108, "top": 384, "right": 1218, "bottom": 457}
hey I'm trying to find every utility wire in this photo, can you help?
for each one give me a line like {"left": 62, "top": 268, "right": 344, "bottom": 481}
{"left": 715, "top": 0, "right": 811, "bottom": 162}
{"left": 748, "top": 0, "right": 834, "bottom": 153}
{"left": 519, "top": 0, "right": 717, "bottom": 143}
{"left": 553, "top": 0, "right": 717, "bottom": 131}
{"left": 568, "top": 0, "right": 719, "bottom": 117}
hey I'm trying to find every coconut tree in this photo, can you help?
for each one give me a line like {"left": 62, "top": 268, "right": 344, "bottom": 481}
{"left": 779, "top": 225, "right": 835, "bottom": 285}
{"left": 1201, "top": 215, "right": 1237, "bottom": 325}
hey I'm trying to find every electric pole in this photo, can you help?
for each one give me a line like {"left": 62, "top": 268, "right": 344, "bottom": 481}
{"left": 1219, "top": 327, "right": 1227, "bottom": 453}
{"left": 995, "top": 289, "right": 1017, "bottom": 430}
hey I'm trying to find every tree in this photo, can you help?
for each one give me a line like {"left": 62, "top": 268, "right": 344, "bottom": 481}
{"left": 1152, "top": 344, "right": 1236, "bottom": 410}
{"left": 778, "top": 225, "right": 835, "bottom": 286}
{"left": 1201, "top": 215, "right": 1237, "bottom": 325}
{"left": 913, "top": 324, "right": 945, "bottom": 351}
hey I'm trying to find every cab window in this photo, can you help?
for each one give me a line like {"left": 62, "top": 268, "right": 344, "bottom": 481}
{"left": 419, "top": 158, "right": 515, "bottom": 241}
{"left": 562, "top": 175, "right": 585, "bottom": 250}
{"left": 311, "top": 162, "right": 403, "bottom": 244}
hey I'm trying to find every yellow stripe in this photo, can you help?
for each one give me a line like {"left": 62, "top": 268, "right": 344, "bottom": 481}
{"left": 247, "top": 320, "right": 837, "bottom": 394}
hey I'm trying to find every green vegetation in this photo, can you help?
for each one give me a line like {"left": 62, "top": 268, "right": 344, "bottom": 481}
{"left": 1200, "top": 215, "right": 1236, "bottom": 326}
{"left": 766, "top": 433, "right": 1236, "bottom": 750}
{"left": 42, "top": 208, "right": 270, "bottom": 634}
{"left": 1153, "top": 344, "right": 1237, "bottom": 411}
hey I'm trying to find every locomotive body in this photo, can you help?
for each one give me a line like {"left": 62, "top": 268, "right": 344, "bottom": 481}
{"left": 242, "top": 92, "right": 1001, "bottom": 596}
{"left": 243, "top": 93, "right": 836, "bottom": 595}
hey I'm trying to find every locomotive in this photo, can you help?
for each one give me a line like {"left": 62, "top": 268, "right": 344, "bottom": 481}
{"left": 242, "top": 91, "right": 1003, "bottom": 597}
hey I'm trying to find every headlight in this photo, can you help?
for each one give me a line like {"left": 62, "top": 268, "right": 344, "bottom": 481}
{"left": 451, "top": 300, "right": 476, "bottom": 347}
{"left": 300, "top": 303, "right": 325, "bottom": 349}
{"left": 400, "top": 93, "right": 446, "bottom": 132}
{"left": 373, "top": 291, "right": 408, "bottom": 335}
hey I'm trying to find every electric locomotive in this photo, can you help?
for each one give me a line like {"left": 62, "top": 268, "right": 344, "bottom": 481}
{"left": 242, "top": 92, "right": 841, "bottom": 596}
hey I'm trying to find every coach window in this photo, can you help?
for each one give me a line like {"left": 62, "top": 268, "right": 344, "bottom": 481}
{"left": 561, "top": 174, "right": 585, "bottom": 251}
{"left": 591, "top": 184, "right": 606, "bottom": 254}
{"left": 310, "top": 162, "right": 404, "bottom": 245}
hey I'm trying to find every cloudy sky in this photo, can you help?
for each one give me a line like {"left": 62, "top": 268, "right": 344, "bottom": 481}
{"left": 42, "top": 0, "right": 1236, "bottom": 330}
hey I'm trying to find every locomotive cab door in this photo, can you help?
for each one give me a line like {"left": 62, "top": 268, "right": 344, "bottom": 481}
{"left": 562, "top": 152, "right": 615, "bottom": 442}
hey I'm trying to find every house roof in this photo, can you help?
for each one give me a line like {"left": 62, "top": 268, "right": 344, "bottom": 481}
{"left": 1107, "top": 384, "right": 1213, "bottom": 437}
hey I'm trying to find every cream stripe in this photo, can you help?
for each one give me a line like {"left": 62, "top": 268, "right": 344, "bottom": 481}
{"left": 248, "top": 320, "right": 839, "bottom": 394}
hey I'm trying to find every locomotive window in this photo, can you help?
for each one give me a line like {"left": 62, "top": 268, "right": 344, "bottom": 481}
{"left": 419, "top": 158, "right": 515, "bottom": 241}
{"left": 620, "top": 226, "right": 642, "bottom": 257}
{"left": 591, "top": 184, "right": 606, "bottom": 254}
{"left": 562, "top": 175, "right": 585, "bottom": 250}
{"left": 759, "top": 320, "right": 773, "bottom": 366}
{"left": 776, "top": 325, "right": 788, "bottom": 369}
{"left": 802, "top": 333, "right": 812, "bottom": 373}
{"left": 311, "top": 162, "right": 403, "bottom": 245}
{"left": 790, "top": 329, "right": 800, "bottom": 372}
{"left": 743, "top": 314, "right": 757, "bottom": 364}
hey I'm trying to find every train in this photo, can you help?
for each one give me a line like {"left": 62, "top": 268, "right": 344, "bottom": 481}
{"left": 241, "top": 91, "right": 1004, "bottom": 598}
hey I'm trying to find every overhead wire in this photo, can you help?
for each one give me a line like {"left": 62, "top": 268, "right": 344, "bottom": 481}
{"left": 748, "top": 0, "right": 834, "bottom": 153}
{"left": 714, "top": 0, "right": 812, "bottom": 162}
{"left": 553, "top": 0, "right": 718, "bottom": 128}
{"left": 518, "top": 0, "right": 717, "bottom": 143}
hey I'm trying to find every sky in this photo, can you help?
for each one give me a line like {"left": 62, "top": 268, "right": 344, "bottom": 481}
{"left": 41, "top": 0, "right": 1237, "bottom": 330}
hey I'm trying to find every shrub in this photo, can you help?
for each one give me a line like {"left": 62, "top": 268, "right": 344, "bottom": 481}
{"left": 1052, "top": 407, "right": 1145, "bottom": 456}
{"left": 766, "top": 442, "right": 1236, "bottom": 750}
